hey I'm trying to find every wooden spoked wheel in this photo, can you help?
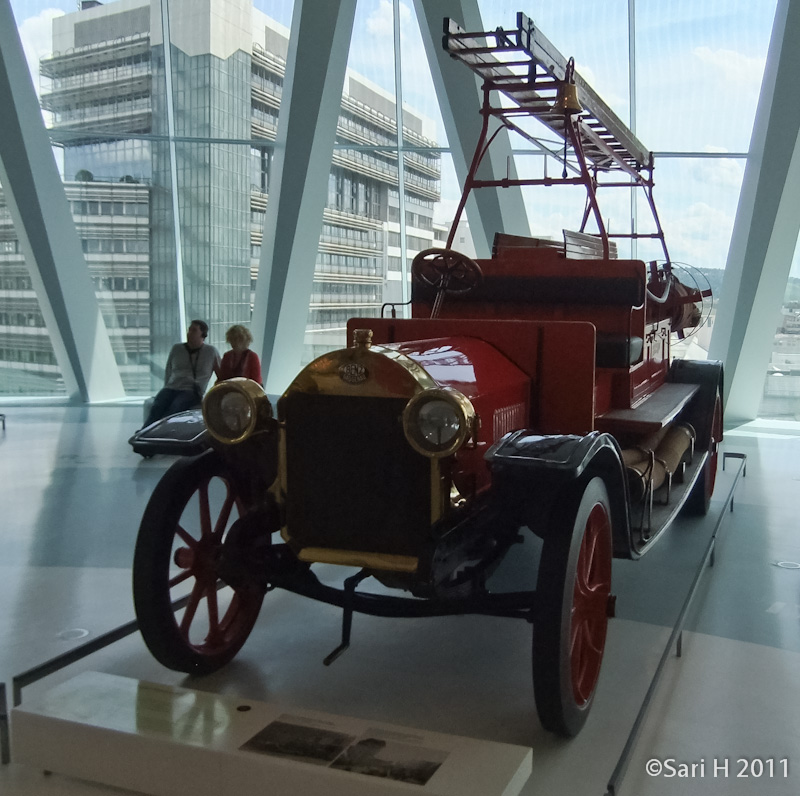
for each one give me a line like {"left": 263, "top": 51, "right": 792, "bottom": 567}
{"left": 133, "top": 451, "right": 264, "bottom": 673}
{"left": 533, "top": 476, "right": 613, "bottom": 736}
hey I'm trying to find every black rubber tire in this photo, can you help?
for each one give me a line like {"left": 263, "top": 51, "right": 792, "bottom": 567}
{"left": 532, "top": 476, "right": 613, "bottom": 737}
{"left": 133, "top": 450, "right": 264, "bottom": 674}
{"left": 684, "top": 393, "right": 722, "bottom": 516}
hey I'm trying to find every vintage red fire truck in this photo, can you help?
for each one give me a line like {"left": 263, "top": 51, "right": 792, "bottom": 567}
{"left": 133, "top": 13, "right": 722, "bottom": 737}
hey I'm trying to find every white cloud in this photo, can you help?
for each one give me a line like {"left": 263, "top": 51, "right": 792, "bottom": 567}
{"left": 697, "top": 156, "right": 745, "bottom": 190}
{"left": 636, "top": 41, "right": 767, "bottom": 150}
{"left": 693, "top": 46, "right": 765, "bottom": 94}
{"left": 366, "top": 0, "right": 411, "bottom": 37}
{"left": 665, "top": 201, "right": 734, "bottom": 269}
{"left": 18, "top": 8, "right": 64, "bottom": 95}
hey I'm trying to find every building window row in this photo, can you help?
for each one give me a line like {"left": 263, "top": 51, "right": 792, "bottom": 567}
{"left": 316, "top": 253, "right": 381, "bottom": 277}
{"left": 82, "top": 238, "right": 149, "bottom": 254}
{"left": 321, "top": 223, "right": 382, "bottom": 247}
{"left": 339, "top": 110, "right": 392, "bottom": 141}
{"left": 53, "top": 93, "right": 150, "bottom": 122}
{"left": 251, "top": 66, "right": 283, "bottom": 92}
{"left": 252, "top": 104, "right": 279, "bottom": 129}
{"left": 0, "top": 276, "right": 33, "bottom": 290}
{"left": 44, "top": 58, "right": 150, "bottom": 94}
{"left": 107, "top": 313, "right": 150, "bottom": 328}
{"left": 387, "top": 207, "right": 433, "bottom": 230}
{"left": 113, "top": 350, "right": 152, "bottom": 364}
{"left": 334, "top": 148, "right": 397, "bottom": 183}
{"left": 328, "top": 171, "right": 382, "bottom": 219}
{"left": 0, "top": 312, "right": 44, "bottom": 327}
{"left": 312, "top": 282, "right": 382, "bottom": 298}
{"left": 338, "top": 112, "right": 396, "bottom": 149}
{"left": 387, "top": 232, "right": 432, "bottom": 250}
{"left": 0, "top": 347, "right": 56, "bottom": 365}
{"left": 93, "top": 276, "right": 149, "bottom": 291}
{"left": 71, "top": 200, "right": 148, "bottom": 217}
{"left": 307, "top": 307, "right": 380, "bottom": 329}
{"left": 388, "top": 257, "right": 413, "bottom": 272}
{"left": 389, "top": 190, "right": 434, "bottom": 209}
{"left": 42, "top": 49, "right": 150, "bottom": 81}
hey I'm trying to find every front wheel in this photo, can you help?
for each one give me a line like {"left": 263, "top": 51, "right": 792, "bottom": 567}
{"left": 533, "top": 476, "right": 613, "bottom": 736}
{"left": 133, "top": 450, "right": 265, "bottom": 674}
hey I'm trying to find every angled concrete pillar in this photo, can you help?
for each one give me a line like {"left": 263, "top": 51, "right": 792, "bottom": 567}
{"left": 414, "top": 0, "right": 531, "bottom": 258}
{"left": 0, "top": 0, "right": 124, "bottom": 402}
{"left": 708, "top": 0, "right": 800, "bottom": 424}
{"left": 251, "top": 0, "right": 357, "bottom": 395}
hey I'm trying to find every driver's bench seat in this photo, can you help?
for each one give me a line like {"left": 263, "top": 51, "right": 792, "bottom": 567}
{"left": 411, "top": 247, "right": 646, "bottom": 370}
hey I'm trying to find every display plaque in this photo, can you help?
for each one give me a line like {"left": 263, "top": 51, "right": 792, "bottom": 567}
{"left": 12, "top": 672, "right": 531, "bottom": 796}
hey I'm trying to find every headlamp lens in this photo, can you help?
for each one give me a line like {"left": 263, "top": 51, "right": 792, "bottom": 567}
{"left": 402, "top": 387, "right": 476, "bottom": 458}
{"left": 417, "top": 400, "right": 460, "bottom": 447}
{"left": 202, "top": 378, "right": 269, "bottom": 443}
{"left": 219, "top": 392, "right": 253, "bottom": 436}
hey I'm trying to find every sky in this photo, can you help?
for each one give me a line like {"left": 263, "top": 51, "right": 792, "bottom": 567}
{"left": 8, "top": 0, "right": 789, "bottom": 277}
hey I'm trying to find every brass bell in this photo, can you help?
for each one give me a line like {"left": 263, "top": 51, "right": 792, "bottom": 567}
{"left": 553, "top": 80, "right": 582, "bottom": 115}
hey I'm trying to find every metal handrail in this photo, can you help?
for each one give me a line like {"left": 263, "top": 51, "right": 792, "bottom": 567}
{"left": 603, "top": 451, "right": 747, "bottom": 796}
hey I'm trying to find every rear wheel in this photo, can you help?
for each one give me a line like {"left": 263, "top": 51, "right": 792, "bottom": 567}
{"left": 533, "top": 476, "right": 613, "bottom": 736}
{"left": 133, "top": 450, "right": 264, "bottom": 674}
{"left": 684, "top": 393, "right": 722, "bottom": 516}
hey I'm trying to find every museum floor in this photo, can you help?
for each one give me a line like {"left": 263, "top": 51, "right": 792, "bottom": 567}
{"left": 0, "top": 405, "right": 799, "bottom": 795}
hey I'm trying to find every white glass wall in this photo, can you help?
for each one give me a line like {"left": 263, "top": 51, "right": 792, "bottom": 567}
{"left": 0, "top": 0, "right": 783, "bottom": 403}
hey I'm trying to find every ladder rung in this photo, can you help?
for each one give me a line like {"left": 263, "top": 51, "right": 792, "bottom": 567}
{"left": 444, "top": 16, "right": 651, "bottom": 169}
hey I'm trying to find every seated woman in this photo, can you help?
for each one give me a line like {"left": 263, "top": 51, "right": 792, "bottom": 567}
{"left": 218, "top": 324, "right": 262, "bottom": 384}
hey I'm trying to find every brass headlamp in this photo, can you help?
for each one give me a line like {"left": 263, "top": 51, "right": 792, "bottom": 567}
{"left": 402, "top": 387, "right": 477, "bottom": 458}
{"left": 202, "top": 378, "right": 273, "bottom": 444}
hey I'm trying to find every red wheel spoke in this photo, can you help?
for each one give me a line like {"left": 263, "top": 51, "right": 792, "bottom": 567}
{"left": 577, "top": 532, "right": 597, "bottom": 585}
{"left": 571, "top": 628, "right": 591, "bottom": 700}
{"left": 574, "top": 563, "right": 611, "bottom": 600}
{"left": 572, "top": 585, "right": 609, "bottom": 623}
{"left": 168, "top": 568, "right": 193, "bottom": 589}
{"left": 197, "top": 481, "right": 212, "bottom": 540}
{"left": 180, "top": 579, "right": 206, "bottom": 636}
{"left": 205, "top": 584, "right": 221, "bottom": 643}
{"left": 175, "top": 524, "right": 197, "bottom": 549}
{"left": 571, "top": 616, "right": 604, "bottom": 702}
{"left": 572, "top": 619, "right": 603, "bottom": 659}
{"left": 212, "top": 489, "right": 236, "bottom": 543}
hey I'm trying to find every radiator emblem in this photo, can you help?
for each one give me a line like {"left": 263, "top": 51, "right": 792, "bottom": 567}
{"left": 339, "top": 362, "right": 368, "bottom": 384}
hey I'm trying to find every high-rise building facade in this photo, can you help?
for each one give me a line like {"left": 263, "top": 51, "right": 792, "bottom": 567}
{"left": 0, "top": 0, "right": 440, "bottom": 394}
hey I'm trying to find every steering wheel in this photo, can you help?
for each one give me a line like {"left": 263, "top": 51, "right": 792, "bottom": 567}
{"left": 411, "top": 247, "right": 483, "bottom": 297}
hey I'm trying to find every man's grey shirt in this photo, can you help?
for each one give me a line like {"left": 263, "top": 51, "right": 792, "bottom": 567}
{"left": 164, "top": 343, "right": 221, "bottom": 394}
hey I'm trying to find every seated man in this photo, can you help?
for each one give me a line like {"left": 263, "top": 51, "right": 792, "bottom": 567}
{"left": 144, "top": 319, "right": 221, "bottom": 427}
